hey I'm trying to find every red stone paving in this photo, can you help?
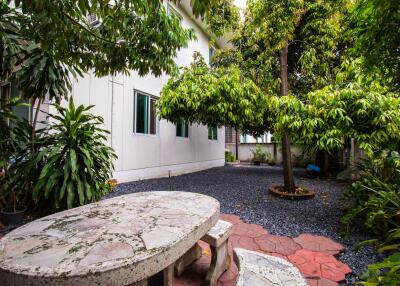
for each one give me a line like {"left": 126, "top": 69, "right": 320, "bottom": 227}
{"left": 294, "top": 234, "right": 345, "bottom": 255}
{"left": 174, "top": 213, "right": 352, "bottom": 286}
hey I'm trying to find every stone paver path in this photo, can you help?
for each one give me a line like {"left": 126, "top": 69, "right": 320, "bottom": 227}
{"left": 175, "top": 214, "right": 352, "bottom": 286}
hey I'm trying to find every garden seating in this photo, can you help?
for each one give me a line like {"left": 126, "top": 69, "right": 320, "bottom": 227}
{"left": 233, "top": 248, "right": 308, "bottom": 286}
{"left": 175, "top": 219, "right": 233, "bottom": 286}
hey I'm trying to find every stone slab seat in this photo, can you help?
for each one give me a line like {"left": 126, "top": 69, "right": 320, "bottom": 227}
{"left": 233, "top": 248, "right": 308, "bottom": 286}
{"left": 175, "top": 219, "right": 233, "bottom": 286}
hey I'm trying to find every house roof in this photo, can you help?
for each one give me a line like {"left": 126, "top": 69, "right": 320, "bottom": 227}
{"left": 177, "top": 0, "right": 230, "bottom": 49}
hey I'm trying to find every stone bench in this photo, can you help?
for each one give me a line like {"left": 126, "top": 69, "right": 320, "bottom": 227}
{"left": 233, "top": 248, "right": 308, "bottom": 286}
{"left": 175, "top": 219, "right": 233, "bottom": 285}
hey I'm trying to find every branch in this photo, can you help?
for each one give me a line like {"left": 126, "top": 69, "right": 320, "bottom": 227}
{"left": 61, "top": 11, "right": 121, "bottom": 46}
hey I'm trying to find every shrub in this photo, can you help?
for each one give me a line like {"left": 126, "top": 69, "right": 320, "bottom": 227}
{"left": 341, "top": 150, "right": 400, "bottom": 285}
{"left": 11, "top": 99, "right": 117, "bottom": 212}
{"left": 251, "top": 144, "right": 267, "bottom": 163}
{"left": 341, "top": 151, "right": 400, "bottom": 236}
{"left": 0, "top": 99, "right": 33, "bottom": 211}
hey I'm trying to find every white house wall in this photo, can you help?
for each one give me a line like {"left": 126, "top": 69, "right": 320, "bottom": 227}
{"left": 57, "top": 2, "right": 225, "bottom": 183}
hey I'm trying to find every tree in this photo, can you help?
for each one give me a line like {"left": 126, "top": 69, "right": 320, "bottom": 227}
{"left": 195, "top": 0, "right": 345, "bottom": 192}
{"left": 1, "top": 0, "right": 236, "bottom": 129}
{"left": 346, "top": 0, "right": 399, "bottom": 89}
{"left": 158, "top": 53, "right": 269, "bottom": 135}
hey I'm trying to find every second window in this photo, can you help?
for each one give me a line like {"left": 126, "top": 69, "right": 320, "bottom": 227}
{"left": 135, "top": 91, "right": 157, "bottom": 135}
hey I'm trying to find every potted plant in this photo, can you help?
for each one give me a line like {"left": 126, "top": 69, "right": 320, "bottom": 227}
{"left": 0, "top": 182, "right": 26, "bottom": 226}
{"left": 251, "top": 144, "right": 267, "bottom": 165}
{"left": 0, "top": 105, "right": 31, "bottom": 226}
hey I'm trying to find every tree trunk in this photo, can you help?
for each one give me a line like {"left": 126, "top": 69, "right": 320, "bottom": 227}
{"left": 279, "top": 43, "right": 296, "bottom": 193}
{"left": 0, "top": 84, "right": 10, "bottom": 126}
{"left": 323, "top": 150, "right": 329, "bottom": 176}
{"left": 235, "top": 128, "right": 239, "bottom": 161}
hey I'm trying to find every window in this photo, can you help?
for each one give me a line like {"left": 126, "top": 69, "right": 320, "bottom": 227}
{"left": 167, "top": 4, "right": 183, "bottom": 22}
{"left": 134, "top": 91, "right": 157, "bottom": 135}
{"left": 209, "top": 47, "right": 216, "bottom": 65}
{"left": 176, "top": 118, "right": 189, "bottom": 138}
{"left": 208, "top": 126, "right": 218, "bottom": 140}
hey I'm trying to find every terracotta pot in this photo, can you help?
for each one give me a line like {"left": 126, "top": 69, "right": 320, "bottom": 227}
{"left": 1, "top": 207, "right": 26, "bottom": 226}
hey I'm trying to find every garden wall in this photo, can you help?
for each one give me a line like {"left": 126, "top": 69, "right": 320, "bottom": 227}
{"left": 225, "top": 143, "right": 307, "bottom": 166}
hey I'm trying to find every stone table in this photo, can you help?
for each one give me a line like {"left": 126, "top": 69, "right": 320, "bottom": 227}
{"left": 0, "top": 191, "right": 220, "bottom": 286}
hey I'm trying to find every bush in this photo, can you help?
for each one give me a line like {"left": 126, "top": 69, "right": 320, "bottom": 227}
{"left": 225, "top": 149, "right": 236, "bottom": 163}
{"left": 11, "top": 99, "right": 117, "bottom": 212}
{"left": 341, "top": 151, "right": 400, "bottom": 236}
{"left": 251, "top": 144, "right": 267, "bottom": 163}
{"left": 0, "top": 99, "right": 33, "bottom": 211}
{"left": 359, "top": 253, "right": 400, "bottom": 286}
{"left": 341, "top": 150, "right": 400, "bottom": 285}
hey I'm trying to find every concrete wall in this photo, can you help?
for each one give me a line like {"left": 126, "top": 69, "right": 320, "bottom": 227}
{"left": 49, "top": 2, "right": 225, "bottom": 182}
{"left": 226, "top": 143, "right": 307, "bottom": 166}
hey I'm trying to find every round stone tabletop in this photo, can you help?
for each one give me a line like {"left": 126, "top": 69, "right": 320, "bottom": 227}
{"left": 0, "top": 191, "right": 220, "bottom": 286}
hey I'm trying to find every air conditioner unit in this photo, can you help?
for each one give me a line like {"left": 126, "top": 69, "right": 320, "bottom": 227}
{"left": 87, "top": 13, "right": 100, "bottom": 27}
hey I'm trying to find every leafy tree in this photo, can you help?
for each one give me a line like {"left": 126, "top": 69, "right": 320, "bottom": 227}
{"left": 1, "top": 0, "right": 238, "bottom": 130}
{"left": 166, "top": 0, "right": 346, "bottom": 192}
{"left": 346, "top": 0, "right": 399, "bottom": 88}
{"left": 11, "top": 99, "right": 116, "bottom": 212}
{"left": 158, "top": 53, "right": 269, "bottom": 135}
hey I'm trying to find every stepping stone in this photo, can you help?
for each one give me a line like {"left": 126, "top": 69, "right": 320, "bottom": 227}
{"left": 233, "top": 248, "right": 308, "bottom": 286}
{"left": 254, "top": 234, "right": 302, "bottom": 256}
{"left": 293, "top": 234, "right": 344, "bottom": 255}
{"left": 287, "top": 249, "right": 352, "bottom": 282}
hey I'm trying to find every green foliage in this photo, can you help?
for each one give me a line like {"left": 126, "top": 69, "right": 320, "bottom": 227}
{"left": 212, "top": 0, "right": 346, "bottom": 96}
{"left": 224, "top": 149, "right": 235, "bottom": 163}
{"left": 15, "top": 46, "right": 77, "bottom": 103}
{"left": 9, "top": 0, "right": 195, "bottom": 77}
{"left": 158, "top": 52, "right": 269, "bottom": 136}
{"left": 0, "top": 99, "right": 33, "bottom": 210}
{"left": 359, "top": 253, "right": 400, "bottom": 286}
{"left": 251, "top": 144, "right": 267, "bottom": 163}
{"left": 341, "top": 152, "right": 400, "bottom": 236}
{"left": 205, "top": 0, "right": 240, "bottom": 37}
{"left": 347, "top": 0, "right": 400, "bottom": 88}
{"left": 11, "top": 99, "right": 116, "bottom": 212}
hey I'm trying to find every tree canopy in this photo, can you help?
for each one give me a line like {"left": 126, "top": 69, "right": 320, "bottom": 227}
{"left": 159, "top": 53, "right": 269, "bottom": 135}
{"left": 159, "top": 0, "right": 400, "bottom": 193}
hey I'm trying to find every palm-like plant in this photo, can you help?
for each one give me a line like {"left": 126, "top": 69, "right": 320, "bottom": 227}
{"left": 12, "top": 98, "right": 116, "bottom": 212}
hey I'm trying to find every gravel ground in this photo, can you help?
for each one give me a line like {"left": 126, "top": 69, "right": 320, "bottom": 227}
{"left": 106, "top": 164, "right": 383, "bottom": 285}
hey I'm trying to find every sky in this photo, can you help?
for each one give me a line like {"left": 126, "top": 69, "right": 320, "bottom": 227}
{"left": 234, "top": 0, "right": 246, "bottom": 8}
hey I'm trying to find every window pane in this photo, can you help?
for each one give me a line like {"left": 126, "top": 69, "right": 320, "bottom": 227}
{"left": 176, "top": 120, "right": 183, "bottom": 137}
{"left": 149, "top": 98, "right": 156, "bottom": 135}
{"left": 177, "top": 119, "right": 188, "bottom": 137}
{"left": 184, "top": 123, "right": 189, "bottom": 138}
{"left": 213, "top": 127, "right": 218, "bottom": 140}
{"left": 136, "top": 93, "right": 148, "bottom": 133}
{"left": 208, "top": 126, "right": 217, "bottom": 140}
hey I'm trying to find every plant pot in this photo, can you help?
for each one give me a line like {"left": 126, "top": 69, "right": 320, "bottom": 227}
{"left": 1, "top": 207, "right": 27, "bottom": 226}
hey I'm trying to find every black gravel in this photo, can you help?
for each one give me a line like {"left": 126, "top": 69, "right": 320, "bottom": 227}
{"left": 105, "top": 165, "right": 382, "bottom": 285}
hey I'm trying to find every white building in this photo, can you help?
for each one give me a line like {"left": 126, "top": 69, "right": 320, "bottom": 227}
{"left": 51, "top": 1, "right": 226, "bottom": 183}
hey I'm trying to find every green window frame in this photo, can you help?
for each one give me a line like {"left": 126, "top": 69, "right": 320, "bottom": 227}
{"left": 208, "top": 126, "right": 218, "bottom": 140}
{"left": 134, "top": 90, "right": 157, "bottom": 135}
{"left": 176, "top": 118, "right": 189, "bottom": 138}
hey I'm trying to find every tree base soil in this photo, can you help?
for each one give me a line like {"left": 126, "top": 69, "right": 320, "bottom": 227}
{"left": 269, "top": 186, "right": 315, "bottom": 200}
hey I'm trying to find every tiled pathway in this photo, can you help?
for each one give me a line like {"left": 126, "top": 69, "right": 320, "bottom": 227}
{"left": 175, "top": 214, "right": 352, "bottom": 286}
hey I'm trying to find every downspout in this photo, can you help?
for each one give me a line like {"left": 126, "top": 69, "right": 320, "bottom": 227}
{"left": 235, "top": 127, "right": 239, "bottom": 162}
{"left": 110, "top": 74, "right": 114, "bottom": 151}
